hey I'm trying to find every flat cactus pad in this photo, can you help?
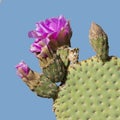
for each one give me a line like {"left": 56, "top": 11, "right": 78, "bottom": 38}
{"left": 53, "top": 56, "right": 120, "bottom": 120}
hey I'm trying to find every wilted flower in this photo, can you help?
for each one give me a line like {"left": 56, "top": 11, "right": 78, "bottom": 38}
{"left": 30, "top": 42, "right": 43, "bottom": 53}
{"left": 28, "top": 15, "right": 72, "bottom": 51}
{"left": 30, "top": 37, "right": 49, "bottom": 52}
{"left": 16, "top": 61, "right": 30, "bottom": 78}
{"left": 30, "top": 37, "right": 52, "bottom": 58}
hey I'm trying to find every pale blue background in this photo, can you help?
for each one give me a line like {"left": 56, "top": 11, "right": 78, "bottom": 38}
{"left": 0, "top": 0, "right": 120, "bottom": 120}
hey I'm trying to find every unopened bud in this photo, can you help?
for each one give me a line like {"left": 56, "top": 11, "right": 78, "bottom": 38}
{"left": 89, "top": 22, "right": 109, "bottom": 61}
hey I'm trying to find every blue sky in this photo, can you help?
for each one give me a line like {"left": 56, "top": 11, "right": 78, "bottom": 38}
{"left": 0, "top": 0, "right": 120, "bottom": 120}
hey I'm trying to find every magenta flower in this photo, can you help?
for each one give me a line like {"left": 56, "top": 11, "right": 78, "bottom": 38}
{"left": 16, "top": 61, "right": 30, "bottom": 78}
{"left": 28, "top": 15, "right": 72, "bottom": 49}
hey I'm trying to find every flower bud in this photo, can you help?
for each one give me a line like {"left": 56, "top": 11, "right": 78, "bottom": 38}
{"left": 16, "top": 61, "right": 41, "bottom": 90}
{"left": 89, "top": 22, "right": 109, "bottom": 61}
{"left": 16, "top": 61, "right": 30, "bottom": 78}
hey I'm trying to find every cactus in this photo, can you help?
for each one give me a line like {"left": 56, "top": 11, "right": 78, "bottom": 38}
{"left": 16, "top": 16, "right": 120, "bottom": 120}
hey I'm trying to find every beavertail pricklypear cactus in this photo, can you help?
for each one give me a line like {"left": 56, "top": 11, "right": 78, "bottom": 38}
{"left": 16, "top": 15, "right": 120, "bottom": 120}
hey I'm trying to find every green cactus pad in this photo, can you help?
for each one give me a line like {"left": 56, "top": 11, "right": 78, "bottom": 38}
{"left": 42, "top": 55, "right": 66, "bottom": 83}
{"left": 34, "top": 74, "right": 58, "bottom": 98}
{"left": 53, "top": 56, "right": 120, "bottom": 120}
{"left": 57, "top": 46, "right": 70, "bottom": 67}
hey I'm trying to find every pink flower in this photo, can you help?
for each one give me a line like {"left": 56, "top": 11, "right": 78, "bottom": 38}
{"left": 16, "top": 61, "right": 30, "bottom": 78}
{"left": 28, "top": 15, "right": 72, "bottom": 49}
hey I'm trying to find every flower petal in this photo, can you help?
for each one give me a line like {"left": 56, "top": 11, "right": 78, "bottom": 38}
{"left": 28, "top": 30, "right": 38, "bottom": 38}
{"left": 30, "top": 42, "right": 42, "bottom": 53}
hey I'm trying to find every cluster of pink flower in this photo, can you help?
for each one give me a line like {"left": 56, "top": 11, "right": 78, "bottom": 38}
{"left": 29, "top": 15, "right": 71, "bottom": 57}
{"left": 16, "top": 15, "right": 72, "bottom": 78}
